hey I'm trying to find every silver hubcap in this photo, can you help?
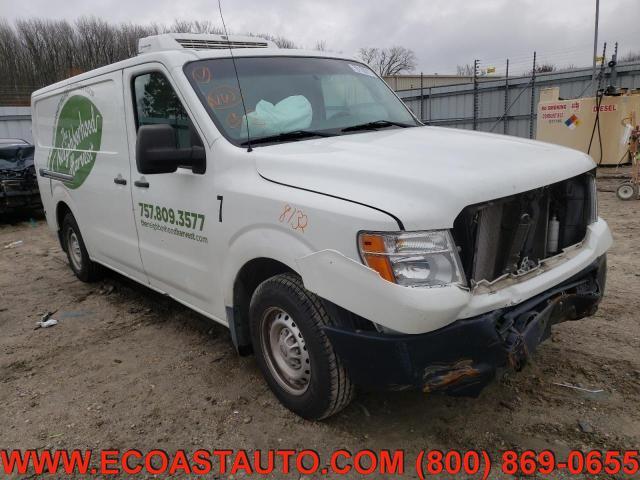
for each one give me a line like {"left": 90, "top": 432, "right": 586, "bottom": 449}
{"left": 618, "top": 184, "right": 635, "bottom": 200}
{"left": 67, "top": 230, "right": 83, "bottom": 271}
{"left": 261, "top": 307, "right": 311, "bottom": 395}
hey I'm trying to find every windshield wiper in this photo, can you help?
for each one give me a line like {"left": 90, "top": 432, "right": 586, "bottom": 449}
{"left": 240, "top": 130, "right": 336, "bottom": 146}
{"left": 341, "top": 120, "right": 415, "bottom": 133}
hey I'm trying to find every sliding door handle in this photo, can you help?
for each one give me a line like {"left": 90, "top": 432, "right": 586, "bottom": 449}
{"left": 134, "top": 180, "right": 149, "bottom": 188}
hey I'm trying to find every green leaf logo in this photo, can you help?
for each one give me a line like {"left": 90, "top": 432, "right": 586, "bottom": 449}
{"left": 47, "top": 95, "right": 103, "bottom": 189}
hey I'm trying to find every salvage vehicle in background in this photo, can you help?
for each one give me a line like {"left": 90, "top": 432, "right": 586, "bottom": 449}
{"left": 32, "top": 33, "right": 612, "bottom": 420}
{"left": 0, "top": 139, "right": 41, "bottom": 216}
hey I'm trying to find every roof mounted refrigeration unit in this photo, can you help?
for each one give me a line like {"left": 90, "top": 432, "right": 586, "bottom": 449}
{"left": 137, "top": 33, "right": 277, "bottom": 54}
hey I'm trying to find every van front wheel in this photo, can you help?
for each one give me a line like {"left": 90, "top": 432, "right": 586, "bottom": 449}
{"left": 249, "top": 273, "right": 354, "bottom": 420}
{"left": 61, "top": 213, "right": 102, "bottom": 282}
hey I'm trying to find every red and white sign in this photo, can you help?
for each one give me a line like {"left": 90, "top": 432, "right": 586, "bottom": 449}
{"left": 593, "top": 104, "right": 617, "bottom": 113}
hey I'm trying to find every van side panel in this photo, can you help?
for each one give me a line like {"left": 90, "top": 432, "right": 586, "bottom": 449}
{"left": 32, "top": 72, "right": 147, "bottom": 282}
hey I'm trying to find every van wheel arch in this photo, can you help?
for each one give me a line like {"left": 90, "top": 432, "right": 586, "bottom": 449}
{"left": 231, "top": 258, "right": 294, "bottom": 355}
{"left": 229, "top": 258, "right": 373, "bottom": 356}
{"left": 55, "top": 201, "right": 73, "bottom": 250}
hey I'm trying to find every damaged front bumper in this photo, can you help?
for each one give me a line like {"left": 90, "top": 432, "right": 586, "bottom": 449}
{"left": 0, "top": 184, "right": 41, "bottom": 212}
{"left": 324, "top": 255, "right": 606, "bottom": 396}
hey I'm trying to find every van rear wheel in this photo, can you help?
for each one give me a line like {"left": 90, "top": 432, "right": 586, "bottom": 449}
{"left": 249, "top": 273, "right": 354, "bottom": 420}
{"left": 61, "top": 213, "right": 102, "bottom": 282}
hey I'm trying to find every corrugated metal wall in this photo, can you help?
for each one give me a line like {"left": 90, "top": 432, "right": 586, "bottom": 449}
{"left": 383, "top": 75, "right": 475, "bottom": 90}
{"left": 397, "top": 62, "right": 640, "bottom": 139}
{"left": 0, "top": 107, "right": 32, "bottom": 142}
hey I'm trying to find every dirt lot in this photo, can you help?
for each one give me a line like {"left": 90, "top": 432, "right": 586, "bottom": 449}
{"left": 1, "top": 172, "right": 639, "bottom": 479}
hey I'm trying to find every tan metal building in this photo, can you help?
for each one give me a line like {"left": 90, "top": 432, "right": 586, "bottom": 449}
{"left": 536, "top": 87, "right": 640, "bottom": 166}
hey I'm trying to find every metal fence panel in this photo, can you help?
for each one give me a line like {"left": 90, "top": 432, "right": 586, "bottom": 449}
{"left": 397, "top": 62, "right": 640, "bottom": 139}
{"left": 0, "top": 107, "right": 32, "bottom": 142}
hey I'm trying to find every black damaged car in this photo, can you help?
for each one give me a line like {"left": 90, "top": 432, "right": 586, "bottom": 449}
{"left": 0, "top": 139, "right": 42, "bottom": 215}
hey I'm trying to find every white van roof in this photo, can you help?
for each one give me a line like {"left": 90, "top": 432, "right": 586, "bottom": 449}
{"left": 137, "top": 33, "right": 278, "bottom": 54}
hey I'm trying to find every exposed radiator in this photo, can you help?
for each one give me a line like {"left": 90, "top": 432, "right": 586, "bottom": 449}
{"left": 453, "top": 172, "right": 594, "bottom": 285}
{"left": 472, "top": 203, "right": 503, "bottom": 282}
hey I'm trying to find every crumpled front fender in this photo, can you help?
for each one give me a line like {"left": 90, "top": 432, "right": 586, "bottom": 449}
{"left": 296, "top": 249, "right": 470, "bottom": 334}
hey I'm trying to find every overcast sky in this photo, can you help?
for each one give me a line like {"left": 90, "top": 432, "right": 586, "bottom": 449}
{"left": 1, "top": 0, "right": 638, "bottom": 74}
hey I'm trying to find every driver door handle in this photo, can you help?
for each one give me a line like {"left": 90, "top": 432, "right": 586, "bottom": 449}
{"left": 113, "top": 176, "right": 127, "bottom": 185}
{"left": 134, "top": 180, "right": 149, "bottom": 188}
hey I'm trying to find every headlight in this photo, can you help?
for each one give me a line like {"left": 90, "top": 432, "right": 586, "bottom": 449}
{"left": 358, "top": 230, "right": 467, "bottom": 288}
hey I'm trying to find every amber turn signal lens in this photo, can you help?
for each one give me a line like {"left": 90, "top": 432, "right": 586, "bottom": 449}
{"left": 358, "top": 233, "right": 395, "bottom": 283}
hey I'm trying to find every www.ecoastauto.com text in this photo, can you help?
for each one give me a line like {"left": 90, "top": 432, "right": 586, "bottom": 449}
{"left": 2, "top": 448, "right": 639, "bottom": 477}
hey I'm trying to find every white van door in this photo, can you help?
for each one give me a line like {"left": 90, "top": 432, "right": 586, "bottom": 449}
{"left": 35, "top": 73, "right": 147, "bottom": 281}
{"left": 122, "top": 64, "right": 220, "bottom": 316}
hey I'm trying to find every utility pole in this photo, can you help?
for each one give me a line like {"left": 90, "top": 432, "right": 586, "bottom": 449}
{"left": 609, "top": 42, "right": 619, "bottom": 93}
{"left": 473, "top": 59, "right": 479, "bottom": 131}
{"left": 420, "top": 72, "right": 424, "bottom": 121}
{"left": 592, "top": 0, "right": 600, "bottom": 83}
{"left": 503, "top": 59, "right": 509, "bottom": 135}
{"left": 529, "top": 52, "right": 537, "bottom": 140}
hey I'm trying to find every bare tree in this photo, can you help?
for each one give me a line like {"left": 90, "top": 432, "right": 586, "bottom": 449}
{"left": 0, "top": 17, "right": 299, "bottom": 105}
{"left": 115, "top": 22, "right": 161, "bottom": 58}
{"left": 0, "top": 19, "right": 36, "bottom": 105}
{"left": 269, "top": 36, "right": 297, "bottom": 49}
{"left": 456, "top": 64, "right": 475, "bottom": 76}
{"left": 620, "top": 51, "right": 640, "bottom": 63}
{"left": 358, "top": 46, "right": 416, "bottom": 76}
{"left": 358, "top": 47, "right": 378, "bottom": 66}
{"left": 534, "top": 63, "right": 556, "bottom": 73}
{"left": 169, "top": 20, "right": 223, "bottom": 35}
{"left": 74, "top": 17, "right": 120, "bottom": 73}
{"left": 14, "top": 19, "right": 78, "bottom": 85}
{"left": 250, "top": 33, "right": 297, "bottom": 49}
{"left": 314, "top": 40, "right": 327, "bottom": 51}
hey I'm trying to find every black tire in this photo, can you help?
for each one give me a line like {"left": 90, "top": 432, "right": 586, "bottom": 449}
{"left": 61, "top": 213, "right": 102, "bottom": 282}
{"left": 249, "top": 273, "right": 354, "bottom": 420}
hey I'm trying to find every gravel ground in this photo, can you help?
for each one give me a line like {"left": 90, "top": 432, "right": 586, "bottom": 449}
{"left": 1, "top": 171, "right": 639, "bottom": 479}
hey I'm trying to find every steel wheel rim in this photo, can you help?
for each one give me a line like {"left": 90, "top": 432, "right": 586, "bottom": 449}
{"left": 618, "top": 184, "right": 635, "bottom": 200}
{"left": 261, "top": 307, "right": 311, "bottom": 396}
{"left": 67, "top": 230, "right": 83, "bottom": 271}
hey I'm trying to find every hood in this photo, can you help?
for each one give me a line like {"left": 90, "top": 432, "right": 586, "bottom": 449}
{"left": 0, "top": 145, "right": 35, "bottom": 173}
{"left": 0, "top": 160, "right": 33, "bottom": 172}
{"left": 254, "top": 126, "right": 595, "bottom": 230}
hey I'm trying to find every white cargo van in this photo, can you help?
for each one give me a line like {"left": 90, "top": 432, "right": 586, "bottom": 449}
{"left": 32, "top": 33, "right": 612, "bottom": 419}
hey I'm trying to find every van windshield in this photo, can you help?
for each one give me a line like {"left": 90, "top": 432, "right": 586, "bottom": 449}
{"left": 184, "top": 56, "right": 420, "bottom": 146}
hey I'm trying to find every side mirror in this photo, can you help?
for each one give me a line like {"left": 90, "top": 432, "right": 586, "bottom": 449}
{"left": 136, "top": 124, "right": 206, "bottom": 175}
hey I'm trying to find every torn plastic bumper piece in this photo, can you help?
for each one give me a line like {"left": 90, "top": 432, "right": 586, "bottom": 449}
{"left": 323, "top": 255, "right": 606, "bottom": 397}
